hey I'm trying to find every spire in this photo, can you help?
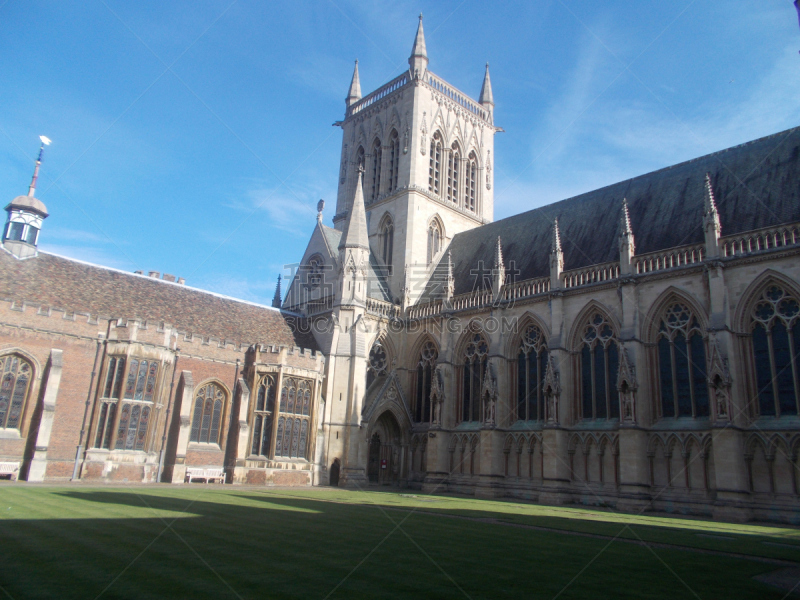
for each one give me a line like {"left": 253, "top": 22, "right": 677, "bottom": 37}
{"left": 703, "top": 172, "right": 721, "bottom": 257}
{"left": 445, "top": 250, "right": 454, "bottom": 302}
{"left": 272, "top": 275, "right": 282, "bottom": 308}
{"left": 339, "top": 169, "right": 369, "bottom": 250}
{"left": 492, "top": 237, "right": 505, "bottom": 301}
{"left": 551, "top": 218, "right": 562, "bottom": 254}
{"left": 620, "top": 197, "right": 632, "bottom": 235}
{"left": 408, "top": 14, "right": 428, "bottom": 76}
{"left": 479, "top": 62, "right": 494, "bottom": 107}
{"left": 619, "top": 198, "right": 635, "bottom": 274}
{"left": 27, "top": 136, "right": 51, "bottom": 197}
{"left": 346, "top": 60, "right": 362, "bottom": 107}
{"left": 704, "top": 172, "right": 719, "bottom": 216}
{"left": 493, "top": 236, "right": 504, "bottom": 271}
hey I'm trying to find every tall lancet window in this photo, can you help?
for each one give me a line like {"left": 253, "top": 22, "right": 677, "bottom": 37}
{"left": 749, "top": 285, "right": 800, "bottom": 417}
{"left": 579, "top": 313, "right": 620, "bottom": 420}
{"left": 251, "top": 374, "right": 276, "bottom": 457}
{"left": 461, "top": 334, "right": 488, "bottom": 422}
{"left": 447, "top": 143, "right": 460, "bottom": 204}
{"left": 0, "top": 354, "right": 32, "bottom": 431}
{"left": 427, "top": 219, "right": 442, "bottom": 265}
{"left": 656, "top": 303, "right": 709, "bottom": 419}
{"left": 371, "top": 138, "right": 382, "bottom": 201}
{"left": 517, "top": 324, "right": 548, "bottom": 422}
{"left": 190, "top": 383, "right": 225, "bottom": 445}
{"left": 380, "top": 217, "right": 394, "bottom": 270}
{"left": 428, "top": 132, "right": 442, "bottom": 195}
{"left": 414, "top": 341, "right": 438, "bottom": 423}
{"left": 388, "top": 130, "right": 400, "bottom": 192}
{"left": 467, "top": 152, "right": 478, "bottom": 212}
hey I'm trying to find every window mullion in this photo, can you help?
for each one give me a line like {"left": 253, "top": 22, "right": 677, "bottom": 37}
{"left": 590, "top": 345, "right": 596, "bottom": 420}
{"left": 767, "top": 328, "right": 780, "bottom": 417}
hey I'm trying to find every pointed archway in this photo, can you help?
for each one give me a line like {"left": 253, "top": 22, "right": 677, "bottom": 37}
{"left": 367, "top": 410, "right": 405, "bottom": 485}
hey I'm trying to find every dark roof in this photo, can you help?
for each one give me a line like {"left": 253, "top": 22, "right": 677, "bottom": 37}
{"left": 0, "top": 251, "right": 318, "bottom": 351}
{"left": 445, "top": 126, "right": 800, "bottom": 296}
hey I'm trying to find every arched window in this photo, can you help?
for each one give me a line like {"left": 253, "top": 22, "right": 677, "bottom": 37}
{"left": 748, "top": 285, "right": 800, "bottom": 417}
{"left": 388, "top": 130, "right": 400, "bottom": 192}
{"left": 371, "top": 138, "right": 382, "bottom": 201}
{"left": 467, "top": 152, "right": 478, "bottom": 212}
{"left": 427, "top": 218, "right": 442, "bottom": 265}
{"left": 578, "top": 313, "right": 620, "bottom": 420}
{"left": 306, "top": 255, "right": 323, "bottom": 288}
{"left": 0, "top": 354, "right": 31, "bottom": 430}
{"left": 461, "top": 333, "right": 488, "bottom": 422}
{"left": 355, "top": 146, "right": 365, "bottom": 171}
{"left": 656, "top": 302, "right": 709, "bottom": 419}
{"left": 190, "top": 383, "right": 225, "bottom": 444}
{"left": 447, "top": 143, "right": 460, "bottom": 204}
{"left": 251, "top": 374, "right": 276, "bottom": 456}
{"left": 367, "top": 341, "right": 388, "bottom": 391}
{"left": 275, "top": 377, "right": 313, "bottom": 459}
{"left": 428, "top": 132, "right": 442, "bottom": 195}
{"left": 380, "top": 217, "right": 394, "bottom": 269}
{"left": 414, "top": 340, "right": 438, "bottom": 423}
{"left": 517, "top": 324, "right": 548, "bottom": 422}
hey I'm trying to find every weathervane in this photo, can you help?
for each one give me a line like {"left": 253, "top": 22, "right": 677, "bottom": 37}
{"left": 28, "top": 135, "right": 51, "bottom": 197}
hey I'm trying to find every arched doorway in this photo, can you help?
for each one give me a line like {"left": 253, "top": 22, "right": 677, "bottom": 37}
{"left": 330, "top": 459, "right": 340, "bottom": 487}
{"left": 367, "top": 411, "right": 405, "bottom": 485}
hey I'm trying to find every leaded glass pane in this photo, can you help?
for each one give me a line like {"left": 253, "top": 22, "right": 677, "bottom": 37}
{"left": 462, "top": 360, "right": 470, "bottom": 422}
{"left": 753, "top": 324, "right": 775, "bottom": 415}
{"left": 423, "top": 364, "right": 432, "bottom": 423}
{"left": 290, "top": 418, "right": 301, "bottom": 457}
{"left": 280, "top": 387, "right": 287, "bottom": 412}
{"left": 104, "top": 358, "right": 117, "bottom": 398}
{"left": 134, "top": 406, "right": 150, "bottom": 451}
{"left": 115, "top": 404, "right": 131, "bottom": 449}
{"left": 95, "top": 403, "right": 108, "bottom": 448}
{"left": 267, "top": 383, "right": 276, "bottom": 412}
{"left": 275, "top": 417, "right": 284, "bottom": 456}
{"left": 125, "top": 404, "right": 141, "bottom": 450}
{"left": 517, "top": 352, "right": 526, "bottom": 421}
{"left": 261, "top": 414, "right": 272, "bottom": 456}
{"left": 190, "top": 398, "right": 203, "bottom": 442}
{"left": 674, "top": 333, "right": 692, "bottom": 417}
{"left": 772, "top": 322, "right": 797, "bottom": 415}
{"left": 209, "top": 399, "right": 222, "bottom": 443}
{"left": 690, "top": 334, "right": 709, "bottom": 417}
{"left": 658, "top": 337, "right": 674, "bottom": 417}
{"left": 103, "top": 403, "right": 116, "bottom": 449}
{"left": 124, "top": 360, "right": 138, "bottom": 399}
{"left": 113, "top": 359, "right": 125, "bottom": 398}
{"left": 143, "top": 363, "right": 158, "bottom": 402}
{"left": 581, "top": 346, "right": 592, "bottom": 419}
{"left": 594, "top": 344, "right": 606, "bottom": 419}
{"left": 607, "top": 343, "right": 620, "bottom": 420}
{"left": 252, "top": 415, "right": 262, "bottom": 455}
{"left": 288, "top": 387, "right": 296, "bottom": 414}
{"left": 303, "top": 390, "right": 310, "bottom": 416}
{"left": 134, "top": 361, "right": 148, "bottom": 401}
{"left": 299, "top": 420, "right": 308, "bottom": 459}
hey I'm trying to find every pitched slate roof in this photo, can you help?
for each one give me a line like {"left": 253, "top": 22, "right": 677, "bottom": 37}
{"left": 0, "top": 250, "right": 318, "bottom": 351}
{"left": 443, "top": 126, "right": 800, "bottom": 296}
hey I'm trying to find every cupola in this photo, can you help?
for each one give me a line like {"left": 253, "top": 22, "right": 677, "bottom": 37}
{"left": 3, "top": 137, "right": 50, "bottom": 259}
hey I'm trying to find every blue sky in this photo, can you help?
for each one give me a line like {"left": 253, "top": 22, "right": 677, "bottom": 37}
{"left": 1, "top": 1, "right": 798, "bottom": 305}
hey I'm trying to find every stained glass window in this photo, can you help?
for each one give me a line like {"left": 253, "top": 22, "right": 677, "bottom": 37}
{"left": 516, "top": 324, "right": 548, "bottom": 422}
{"left": 0, "top": 355, "right": 32, "bottom": 430}
{"left": 102, "top": 357, "right": 161, "bottom": 451}
{"left": 190, "top": 382, "right": 225, "bottom": 444}
{"left": 251, "top": 374, "right": 276, "bottom": 456}
{"left": 273, "top": 376, "right": 314, "bottom": 459}
{"left": 579, "top": 313, "right": 620, "bottom": 420}
{"left": 461, "top": 334, "right": 488, "bottom": 422}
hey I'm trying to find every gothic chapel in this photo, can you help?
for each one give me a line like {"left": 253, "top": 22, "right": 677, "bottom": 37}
{"left": 2, "top": 17, "right": 800, "bottom": 523}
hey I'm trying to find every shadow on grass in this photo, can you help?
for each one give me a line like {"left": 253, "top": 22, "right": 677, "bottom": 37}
{"left": 0, "top": 487, "right": 793, "bottom": 600}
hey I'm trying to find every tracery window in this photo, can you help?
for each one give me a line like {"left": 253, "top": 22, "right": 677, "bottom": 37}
{"left": 190, "top": 383, "right": 225, "bottom": 445}
{"left": 251, "top": 374, "right": 276, "bottom": 456}
{"left": 388, "top": 130, "right": 400, "bottom": 192}
{"left": 461, "top": 333, "right": 488, "bottom": 422}
{"left": 467, "top": 152, "right": 478, "bottom": 212}
{"left": 275, "top": 377, "right": 313, "bottom": 459}
{"left": 657, "top": 303, "right": 709, "bottom": 419}
{"left": 579, "top": 313, "right": 620, "bottom": 420}
{"left": 371, "top": 138, "right": 382, "bottom": 201}
{"left": 428, "top": 132, "right": 442, "bottom": 195}
{"left": 427, "top": 219, "right": 442, "bottom": 265}
{"left": 516, "top": 324, "right": 548, "bottom": 422}
{"left": 749, "top": 285, "right": 800, "bottom": 417}
{"left": 367, "top": 341, "right": 388, "bottom": 391}
{"left": 447, "top": 143, "right": 460, "bottom": 204}
{"left": 380, "top": 217, "right": 394, "bottom": 269}
{"left": 414, "top": 341, "right": 438, "bottom": 423}
{"left": 0, "top": 354, "right": 32, "bottom": 430}
{"left": 94, "top": 357, "right": 160, "bottom": 451}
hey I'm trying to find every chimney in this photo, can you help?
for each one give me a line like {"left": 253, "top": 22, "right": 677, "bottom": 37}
{"left": 177, "top": 277, "right": 185, "bottom": 285}
{"left": 148, "top": 271, "right": 160, "bottom": 279}
{"left": 162, "top": 274, "right": 176, "bottom": 283}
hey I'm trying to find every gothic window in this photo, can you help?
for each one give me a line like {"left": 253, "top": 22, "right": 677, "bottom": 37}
{"left": 467, "top": 152, "right": 478, "bottom": 212}
{"left": 388, "top": 130, "right": 400, "bottom": 192}
{"left": 428, "top": 132, "right": 442, "bottom": 195}
{"left": 447, "top": 143, "right": 460, "bottom": 204}
{"left": 748, "top": 285, "right": 800, "bottom": 417}
{"left": 461, "top": 333, "right": 488, "bottom": 422}
{"left": 275, "top": 377, "right": 313, "bottom": 459}
{"left": 516, "top": 324, "right": 548, "bottom": 422}
{"left": 355, "top": 146, "right": 365, "bottom": 171}
{"left": 578, "top": 313, "right": 620, "bottom": 421}
{"left": 367, "top": 341, "right": 388, "bottom": 391}
{"left": 306, "top": 255, "right": 323, "bottom": 288}
{"left": 414, "top": 340, "right": 438, "bottom": 423}
{"left": 371, "top": 138, "right": 382, "bottom": 201}
{"left": 427, "top": 218, "right": 442, "bottom": 265}
{"left": 380, "top": 217, "right": 394, "bottom": 269}
{"left": 190, "top": 383, "right": 225, "bottom": 444}
{"left": 95, "top": 356, "right": 125, "bottom": 448}
{"left": 251, "top": 374, "right": 276, "bottom": 456}
{"left": 0, "top": 354, "right": 32, "bottom": 430}
{"left": 656, "top": 303, "right": 709, "bottom": 419}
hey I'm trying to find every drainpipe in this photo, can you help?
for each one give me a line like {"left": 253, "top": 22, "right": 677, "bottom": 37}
{"left": 72, "top": 333, "right": 105, "bottom": 481}
{"left": 156, "top": 342, "right": 181, "bottom": 483}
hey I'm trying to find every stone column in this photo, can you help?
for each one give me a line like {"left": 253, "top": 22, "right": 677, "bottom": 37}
{"left": 170, "top": 371, "right": 194, "bottom": 483}
{"left": 27, "top": 349, "right": 63, "bottom": 482}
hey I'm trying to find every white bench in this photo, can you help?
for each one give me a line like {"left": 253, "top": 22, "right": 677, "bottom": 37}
{"left": 185, "top": 467, "right": 225, "bottom": 484}
{"left": 0, "top": 462, "right": 20, "bottom": 480}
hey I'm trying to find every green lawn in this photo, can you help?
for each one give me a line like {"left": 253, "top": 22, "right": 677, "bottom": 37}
{"left": 0, "top": 484, "right": 797, "bottom": 599}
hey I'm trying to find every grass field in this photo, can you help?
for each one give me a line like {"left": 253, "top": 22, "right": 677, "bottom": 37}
{"left": 0, "top": 484, "right": 798, "bottom": 599}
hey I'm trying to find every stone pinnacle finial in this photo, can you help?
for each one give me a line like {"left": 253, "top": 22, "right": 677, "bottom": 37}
{"left": 621, "top": 198, "right": 633, "bottom": 234}
{"left": 494, "top": 236, "right": 504, "bottom": 270}
{"left": 346, "top": 60, "right": 362, "bottom": 107}
{"left": 704, "top": 173, "right": 718, "bottom": 215}
{"left": 317, "top": 199, "right": 325, "bottom": 223}
{"left": 339, "top": 169, "right": 369, "bottom": 250}
{"left": 479, "top": 62, "right": 494, "bottom": 107}
{"left": 272, "top": 275, "right": 282, "bottom": 309}
{"left": 551, "top": 218, "right": 562, "bottom": 254}
{"left": 408, "top": 14, "right": 428, "bottom": 75}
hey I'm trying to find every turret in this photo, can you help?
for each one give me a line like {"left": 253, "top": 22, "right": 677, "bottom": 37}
{"left": 338, "top": 169, "right": 370, "bottom": 305}
{"left": 619, "top": 198, "right": 635, "bottom": 275}
{"left": 346, "top": 60, "right": 362, "bottom": 108}
{"left": 408, "top": 14, "right": 428, "bottom": 78}
{"left": 3, "top": 137, "right": 50, "bottom": 259}
{"left": 550, "top": 219, "right": 563, "bottom": 289}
